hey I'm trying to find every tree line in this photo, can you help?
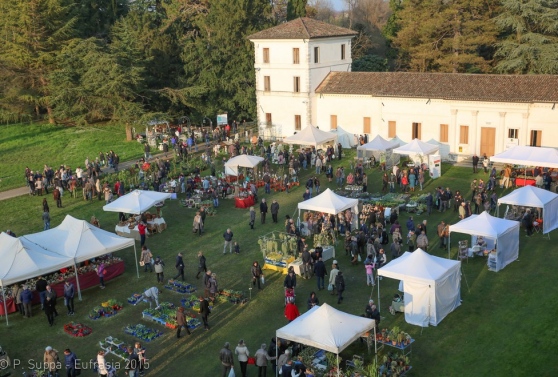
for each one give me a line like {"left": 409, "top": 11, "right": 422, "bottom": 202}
{"left": 1, "top": 0, "right": 556, "bottom": 126}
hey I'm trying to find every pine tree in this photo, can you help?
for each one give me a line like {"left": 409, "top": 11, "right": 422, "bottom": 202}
{"left": 494, "top": 0, "right": 558, "bottom": 74}
{"left": 0, "top": 0, "right": 79, "bottom": 123}
{"left": 392, "top": 0, "right": 498, "bottom": 73}
{"left": 287, "top": 0, "right": 307, "bottom": 20}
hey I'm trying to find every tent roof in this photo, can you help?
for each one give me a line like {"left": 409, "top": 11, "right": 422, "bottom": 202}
{"left": 283, "top": 125, "right": 337, "bottom": 147}
{"left": 276, "top": 303, "right": 375, "bottom": 354}
{"left": 393, "top": 138, "right": 439, "bottom": 156}
{"left": 22, "top": 215, "right": 134, "bottom": 264}
{"left": 224, "top": 155, "right": 264, "bottom": 168}
{"left": 357, "top": 134, "right": 400, "bottom": 151}
{"left": 103, "top": 190, "right": 171, "bottom": 214}
{"left": 0, "top": 233, "right": 71, "bottom": 287}
{"left": 297, "top": 188, "right": 358, "bottom": 215}
{"left": 490, "top": 145, "right": 558, "bottom": 168}
{"left": 378, "top": 249, "right": 460, "bottom": 281}
{"left": 329, "top": 126, "right": 356, "bottom": 148}
{"left": 449, "top": 211, "right": 520, "bottom": 239}
{"left": 498, "top": 185, "right": 558, "bottom": 208}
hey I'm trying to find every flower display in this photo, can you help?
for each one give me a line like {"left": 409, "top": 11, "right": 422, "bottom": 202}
{"left": 63, "top": 322, "right": 92, "bottom": 337}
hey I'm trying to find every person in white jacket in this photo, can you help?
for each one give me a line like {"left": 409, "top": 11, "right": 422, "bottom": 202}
{"left": 139, "top": 287, "right": 160, "bottom": 309}
{"left": 97, "top": 350, "right": 109, "bottom": 377}
{"left": 235, "top": 339, "right": 250, "bottom": 377}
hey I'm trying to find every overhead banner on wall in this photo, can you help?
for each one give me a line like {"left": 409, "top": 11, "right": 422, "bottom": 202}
{"left": 429, "top": 154, "right": 442, "bottom": 179}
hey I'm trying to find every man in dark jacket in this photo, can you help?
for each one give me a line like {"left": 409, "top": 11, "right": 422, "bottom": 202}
{"left": 219, "top": 342, "right": 233, "bottom": 377}
{"left": 270, "top": 200, "right": 280, "bottom": 223}
{"left": 313, "top": 257, "right": 327, "bottom": 291}
{"left": 284, "top": 270, "right": 297, "bottom": 290}
{"left": 335, "top": 271, "right": 345, "bottom": 304}
{"left": 301, "top": 248, "right": 312, "bottom": 280}
{"left": 36, "top": 276, "right": 48, "bottom": 310}
{"left": 174, "top": 252, "right": 185, "bottom": 281}
{"left": 259, "top": 198, "right": 268, "bottom": 224}
{"left": 199, "top": 297, "right": 211, "bottom": 330}
{"left": 196, "top": 251, "right": 207, "bottom": 279}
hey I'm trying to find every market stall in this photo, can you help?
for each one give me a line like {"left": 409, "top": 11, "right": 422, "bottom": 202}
{"left": 393, "top": 138, "right": 439, "bottom": 171}
{"left": 357, "top": 135, "right": 400, "bottom": 168}
{"left": 297, "top": 188, "right": 359, "bottom": 231}
{"left": 224, "top": 154, "right": 264, "bottom": 177}
{"left": 497, "top": 185, "right": 558, "bottom": 236}
{"left": 449, "top": 211, "right": 520, "bottom": 272}
{"left": 260, "top": 231, "right": 298, "bottom": 273}
{"left": 378, "top": 249, "right": 461, "bottom": 327}
{"left": 330, "top": 126, "right": 356, "bottom": 149}
{"left": 276, "top": 304, "right": 376, "bottom": 377}
{"left": 283, "top": 125, "right": 337, "bottom": 148}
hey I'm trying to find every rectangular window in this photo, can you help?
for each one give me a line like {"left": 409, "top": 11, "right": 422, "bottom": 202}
{"left": 440, "top": 124, "right": 449, "bottom": 143}
{"left": 330, "top": 115, "right": 337, "bottom": 130}
{"left": 263, "top": 76, "right": 270, "bottom": 92}
{"left": 265, "top": 113, "right": 272, "bottom": 126}
{"left": 294, "top": 115, "right": 302, "bottom": 131}
{"left": 314, "top": 47, "right": 320, "bottom": 63}
{"left": 363, "top": 117, "right": 371, "bottom": 134}
{"left": 388, "top": 121, "right": 396, "bottom": 138}
{"left": 263, "top": 48, "right": 269, "bottom": 63}
{"left": 460, "top": 125, "right": 469, "bottom": 144}
{"left": 293, "top": 48, "right": 300, "bottom": 64}
{"left": 530, "top": 130, "right": 542, "bottom": 147}
{"left": 293, "top": 76, "right": 300, "bottom": 93}
{"left": 508, "top": 128, "right": 519, "bottom": 139}
{"left": 341, "top": 44, "right": 346, "bottom": 60}
{"left": 412, "top": 122, "right": 422, "bottom": 140}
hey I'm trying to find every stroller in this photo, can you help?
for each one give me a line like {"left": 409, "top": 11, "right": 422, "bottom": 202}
{"left": 285, "top": 288, "right": 295, "bottom": 306}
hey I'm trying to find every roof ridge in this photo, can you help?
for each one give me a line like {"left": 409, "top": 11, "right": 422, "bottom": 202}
{"left": 300, "top": 17, "right": 310, "bottom": 39}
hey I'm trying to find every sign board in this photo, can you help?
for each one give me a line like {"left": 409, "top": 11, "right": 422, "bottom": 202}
{"left": 217, "top": 113, "right": 228, "bottom": 126}
{"left": 428, "top": 154, "right": 442, "bottom": 179}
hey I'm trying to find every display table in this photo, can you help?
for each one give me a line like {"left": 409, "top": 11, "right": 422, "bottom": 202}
{"left": 0, "top": 261, "right": 125, "bottom": 316}
{"left": 377, "top": 338, "right": 415, "bottom": 357}
{"left": 320, "top": 246, "right": 335, "bottom": 262}
{"left": 516, "top": 178, "right": 536, "bottom": 187}
{"left": 115, "top": 224, "right": 140, "bottom": 240}
{"left": 288, "top": 260, "right": 304, "bottom": 276}
{"left": 235, "top": 195, "right": 255, "bottom": 208}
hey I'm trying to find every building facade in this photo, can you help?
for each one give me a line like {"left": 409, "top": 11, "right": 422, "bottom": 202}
{"left": 249, "top": 18, "right": 558, "bottom": 157}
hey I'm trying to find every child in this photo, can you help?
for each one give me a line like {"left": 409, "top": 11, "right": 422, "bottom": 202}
{"left": 365, "top": 260, "right": 375, "bottom": 286}
{"left": 233, "top": 241, "right": 240, "bottom": 254}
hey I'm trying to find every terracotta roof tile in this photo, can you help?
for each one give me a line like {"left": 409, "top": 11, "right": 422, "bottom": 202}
{"left": 248, "top": 17, "right": 357, "bottom": 40}
{"left": 315, "top": 72, "right": 558, "bottom": 103}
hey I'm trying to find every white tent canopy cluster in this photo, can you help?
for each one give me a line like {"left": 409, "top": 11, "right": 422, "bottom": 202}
{"left": 297, "top": 188, "right": 360, "bottom": 229}
{"left": 490, "top": 145, "right": 558, "bottom": 168}
{"left": 329, "top": 126, "right": 356, "bottom": 149}
{"left": 283, "top": 125, "right": 337, "bottom": 147}
{"left": 0, "top": 215, "right": 135, "bottom": 325}
{"left": 357, "top": 135, "right": 401, "bottom": 166}
{"left": 223, "top": 154, "right": 265, "bottom": 177}
{"left": 103, "top": 190, "right": 171, "bottom": 215}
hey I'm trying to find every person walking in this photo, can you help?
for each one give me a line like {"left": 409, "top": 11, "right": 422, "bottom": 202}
{"left": 249, "top": 207, "right": 256, "bottom": 230}
{"left": 472, "top": 154, "right": 479, "bottom": 173}
{"left": 176, "top": 306, "right": 191, "bottom": 338}
{"left": 271, "top": 199, "right": 280, "bottom": 223}
{"left": 126, "top": 346, "right": 140, "bottom": 377}
{"left": 13, "top": 284, "right": 24, "bottom": 316}
{"left": 97, "top": 350, "right": 109, "bottom": 377}
{"left": 260, "top": 198, "right": 268, "bottom": 224}
{"left": 45, "top": 285, "right": 58, "bottom": 317}
{"left": 44, "top": 346, "right": 60, "bottom": 377}
{"left": 251, "top": 261, "right": 263, "bottom": 290}
{"left": 96, "top": 262, "right": 106, "bottom": 289}
{"left": 140, "top": 246, "right": 153, "bottom": 273}
{"left": 199, "top": 296, "right": 211, "bottom": 330}
{"left": 329, "top": 262, "right": 339, "bottom": 296}
{"left": 63, "top": 280, "right": 75, "bottom": 315}
{"left": 64, "top": 349, "right": 78, "bottom": 377}
{"left": 255, "top": 343, "right": 273, "bottom": 377}
{"left": 42, "top": 210, "right": 51, "bottom": 230}
{"left": 196, "top": 251, "right": 207, "bottom": 279}
{"left": 154, "top": 256, "right": 165, "bottom": 283}
{"left": 138, "top": 221, "right": 147, "bottom": 247}
{"left": 223, "top": 228, "right": 234, "bottom": 254}
{"left": 44, "top": 294, "right": 56, "bottom": 327}
{"left": 21, "top": 285, "right": 33, "bottom": 318}
{"left": 219, "top": 342, "right": 234, "bottom": 377}
{"left": 235, "top": 340, "right": 250, "bottom": 377}
{"left": 174, "top": 252, "right": 185, "bottom": 281}
{"left": 313, "top": 257, "right": 327, "bottom": 291}
{"left": 335, "top": 271, "right": 345, "bottom": 304}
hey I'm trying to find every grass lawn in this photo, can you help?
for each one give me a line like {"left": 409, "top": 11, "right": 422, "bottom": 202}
{"left": 0, "top": 123, "right": 147, "bottom": 191}
{"left": 1, "top": 148, "right": 557, "bottom": 376}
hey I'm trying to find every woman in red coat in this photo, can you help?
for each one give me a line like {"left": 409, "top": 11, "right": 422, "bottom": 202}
{"left": 284, "top": 297, "right": 300, "bottom": 322}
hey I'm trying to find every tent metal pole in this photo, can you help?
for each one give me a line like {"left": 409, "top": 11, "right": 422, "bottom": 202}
{"left": 74, "top": 261, "right": 83, "bottom": 301}
{"left": 448, "top": 233, "right": 451, "bottom": 259}
{"left": 134, "top": 244, "right": 140, "bottom": 279}
{"left": 275, "top": 336, "right": 278, "bottom": 377}
{"left": 1, "top": 283, "right": 8, "bottom": 325}
{"left": 377, "top": 274, "right": 381, "bottom": 314}
{"left": 337, "top": 353, "right": 340, "bottom": 377}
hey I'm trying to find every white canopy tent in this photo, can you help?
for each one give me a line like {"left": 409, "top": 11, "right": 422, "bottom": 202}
{"left": 490, "top": 145, "right": 558, "bottom": 168}
{"left": 23, "top": 215, "right": 137, "bottom": 299}
{"left": 426, "top": 139, "right": 450, "bottom": 161}
{"left": 276, "top": 303, "right": 376, "bottom": 376}
{"left": 357, "top": 135, "right": 401, "bottom": 166}
{"left": 449, "top": 211, "right": 520, "bottom": 272}
{"left": 377, "top": 249, "right": 461, "bottom": 327}
{"left": 223, "top": 154, "right": 264, "bottom": 176}
{"left": 0, "top": 232, "right": 72, "bottom": 325}
{"left": 393, "top": 138, "right": 439, "bottom": 165}
{"left": 329, "top": 126, "right": 356, "bottom": 149}
{"left": 103, "top": 190, "right": 171, "bottom": 215}
{"left": 297, "top": 188, "right": 359, "bottom": 228}
{"left": 283, "top": 125, "right": 337, "bottom": 147}
{"left": 497, "top": 185, "right": 558, "bottom": 235}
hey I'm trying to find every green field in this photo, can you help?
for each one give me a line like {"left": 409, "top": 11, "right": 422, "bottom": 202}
{"left": 1, "top": 143, "right": 557, "bottom": 376}
{"left": 0, "top": 123, "right": 146, "bottom": 191}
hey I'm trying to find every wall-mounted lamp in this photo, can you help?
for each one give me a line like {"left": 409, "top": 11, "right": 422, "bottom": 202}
{"left": 255, "top": 68, "right": 261, "bottom": 72}
{"left": 381, "top": 102, "right": 385, "bottom": 106}
{"left": 553, "top": 103, "right": 556, "bottom": 110}
{"left": 426, "top": 99, "right": 431, "bottom": 104}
